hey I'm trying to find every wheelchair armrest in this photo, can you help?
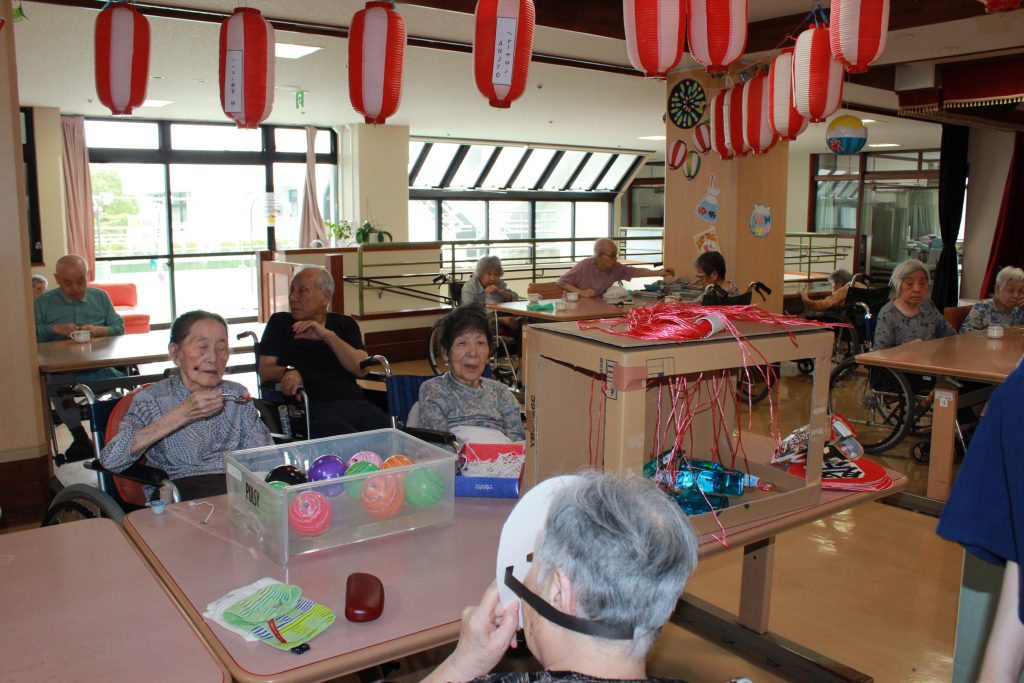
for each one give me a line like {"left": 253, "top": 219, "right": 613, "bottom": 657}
{"left": 400, "top": 426, "right": 458, "bottom": 448}
{"left": 360, "top": 354, "right": 392, "bottom": 376}
{"left": 84, "top": 459, "right": 171, "bottom": 487}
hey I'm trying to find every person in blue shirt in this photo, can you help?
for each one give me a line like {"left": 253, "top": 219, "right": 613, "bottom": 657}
{"left": 35, "top": 255, "right": 125, "bottom": 461}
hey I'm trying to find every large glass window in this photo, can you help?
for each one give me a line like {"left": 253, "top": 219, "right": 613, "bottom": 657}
{"left": 271, "top": 162, "right": 336, "bottom": 249}
{"left": 169, "top": 165, "right": 267, "bottom": 254}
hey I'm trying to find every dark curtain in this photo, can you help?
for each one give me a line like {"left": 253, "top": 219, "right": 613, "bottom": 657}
{"left": 931, "top": 124, "right": 970, "bottom": 309}
{"left": 980, "top": 132, "right": 1024, "bottom": 297}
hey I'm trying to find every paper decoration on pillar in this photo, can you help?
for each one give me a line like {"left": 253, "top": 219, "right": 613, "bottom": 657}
{"left": 219, "top": 7, "right": 274, "bottom": 129}
{"left": 768, "top": 49, "right": 807, "bottom": 141}
{"left": 349, "top": 1, "right": 406, "bottom": 124}
{"left": 692, "top": 122, "right": 712, "bottom": 154}
{"left": 474, "top": 0, "right": 534, "bottom": 108}
{"left": 668, "top": 79, "right": 707, "bottom": 129}
{"left": 695, "top": 174, "right": 720, "bottom": 224}
{"left": 826, "top": 114, "right": 868, "bottom": 154}
{"left": 687, "top": 0, "right": 747, "bottom": 73}
{"left": 667, "top": 139, "right": 689, "bottom": 171}
{"left": 709, "top": 90, "right": 732, "bottom": 160}
{"left": 979, "top": 0, "right": 1021, "bottom": 12}
{"left": 742, "top": 74, "right": 778, "bottom": 155}
{"left": 95, "top": 2, "right": 150, "bottom": 116}
{"left": 624, "top": 0, "right": 686, "bottom": 78}
{"left": 693, "top": 225, "right": 721, "bottom": 254}
{"left": 829, "top": 0, "right": 890, "bottom": 74}
{"left": 793, "top": 24, "right": 844, "bottom": 123}
{"left": 682, "top": 151, "right": 702, "bottom": 180}
{"left": 749, "top": 204, "right": 772, "bottom": 238}
{"left": 724, "top": 84, "right": 749, "bottom": 157}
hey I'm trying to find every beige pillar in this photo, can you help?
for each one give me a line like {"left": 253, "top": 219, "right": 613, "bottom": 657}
{"left": 340, "top": 123, "right": 410, "bottom": 242}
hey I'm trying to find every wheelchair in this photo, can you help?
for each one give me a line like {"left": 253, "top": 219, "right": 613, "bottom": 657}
{"left": 701, "top": 280, "right": 775, "bottom": 404}
{"left": 236, "top": 331, "right": 312, "bottom": 441}
{"left": 798, "top": 274, "right": 892, "bottom": 371}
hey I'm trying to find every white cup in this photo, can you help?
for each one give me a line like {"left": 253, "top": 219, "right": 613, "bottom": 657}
{"left": 566, "top": 292, "right": 579, "bottom": 302}
{"left": 150, "top": 500, "right": 167, "bottom": 515}
{"left": 70, "top": 330, "right": 91, "bottom": 343}
{"left": 554, "top": 300, "right": 567, "bottom": 311}
{"left": 528, "top": 293, "right": 541, "bottom": 304}
{"left": 987, "top": 325, "right": 1004, "bottom": 339}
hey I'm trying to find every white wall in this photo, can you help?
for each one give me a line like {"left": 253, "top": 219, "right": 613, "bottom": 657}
{"left": 786, "top": 148, "right": 811, "bottom": 233}
{"left": 962, "top": 128, "right": 1015, "bottom": 299}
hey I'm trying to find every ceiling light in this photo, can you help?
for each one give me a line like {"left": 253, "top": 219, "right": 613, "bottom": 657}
{"left": 868, "top": 143, "right": 900, "bottom": 148}
{"left": 141, "top": 99, "right": 173, "bottom": 107}
{"left": 638, "top": 135, "right": 666, "bottom": 141}
{"left": 860, "top": 118, "right": 877, "bottom": 124}
{"left": 275, "top": 43, "right": 322, "bottom": 59}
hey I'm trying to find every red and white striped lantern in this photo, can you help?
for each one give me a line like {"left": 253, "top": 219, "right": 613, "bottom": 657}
{"left": 95, "top": 2, "right": 150, "bottom": 116}
{"left": 349, "top": 1, "right": 406, "bottom": 124}
{"left": 768, "top": 49, "right": 807, "bottom": 141}
{"left": 624, "top": 0, "right": 687, "bottom": 78}
{"left": 218, "top": 7, "right": 274, "bottom": 129}
{"left": 709, "top": 89, "right": 732, "bottom": 160}
{"left": 687, "top": 0, "right": 747, "bottom": 73}
{"left": 692, "top": 122, "right": 712, "bottom": 154}
{"left": 667, "top": 138, "right": 689, "bottom": 171}
{"left": 725, "top": 83, "right": 749, "bottom": 157}
{"left": 829, "top": 0, "right": 890, "bottom": 74}
{"left": 474, "top": 0, "right": 534, "bottom": 108}
{"left": 980, "top": 0, "right": 1021, "bottom": 12}
{"left": 742, "top": 74, "right": 777, "bottom": 155}
{"left": 793, "top": 25, "right": 845, "bottom": 123}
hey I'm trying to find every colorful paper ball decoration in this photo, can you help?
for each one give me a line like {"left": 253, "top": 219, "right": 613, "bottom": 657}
{"left": 308, "top": 455, "right": 347, "bottom": 497}
{"left": 709, "top": 90, "right": 733, "bottom": 160}
{"left": 687, "top": 0, "right": 747, "bottom": 74}
{"left": 667, "top": 138, "right": 689, "bottom": 171}
{"left": 826, "top": 115, "right": 868, "bottom": 155}
{"left": 742, "top": 73, "right": 778, "bottom": 155}
{"left": 829, "top": 0, "right": 890, "bottom": 74}
{"left": 344, "top": 460, "right": 380, "bottom": 499}
{"left": 348, "top": 1, "right": 406, "bottom": 124}
{"left": 681, "top": 151, "right": 702, "bottom": 180}
{"left": 768, "top": 49, "right": 808, "bottom": 141}
{"left": 349, "top": 451, "right": 383, "bottom": 468}
{"left": 474, "top": 0, "right": 535, "bottom": 108}
{"left": 265, "top": 465, "right": 307, "bottom": 487}
{"left": 288, "top": 491, "right": 332, "bottom": 536}
{"left": 218, "top": 7, "right": 274, "bottom": 129}
{"left": 793, "top": 25, "right": 845, "bottom": 123}
{"left": 95, "top": 2, "right": 150, "bottom": 116}
{"left": 624, "top": 0, "right": 687, "bottom": 78}
{"left": 404, "top": 468, "right": 445, "bottom": 507}
{"left": 692, "top": 122, "right": 712, "bottom": 155}
{"left": 360, "top": 474, "right": 405, "bottom": 517}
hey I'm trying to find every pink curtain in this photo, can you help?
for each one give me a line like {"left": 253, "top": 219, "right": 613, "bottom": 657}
{"left": 299, "top": 126, "right": 326, "bottom": 248}
{"left": 61, "top": 116, "right": 96, "bottom": 278}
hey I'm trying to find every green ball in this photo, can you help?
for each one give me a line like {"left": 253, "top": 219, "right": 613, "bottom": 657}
{"left": 404, "top": 468, "right": 444, "bottom": 507}
{"left": 344, "top": 461, "right": 379, "bottom": 499}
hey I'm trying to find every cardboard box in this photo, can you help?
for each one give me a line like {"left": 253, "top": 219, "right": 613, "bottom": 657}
{"left": 523, "top": 319, "right": 832, "bottom": 534}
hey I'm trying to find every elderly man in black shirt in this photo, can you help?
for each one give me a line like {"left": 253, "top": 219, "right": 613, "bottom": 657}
{"left": 258, "top": 266, "right": 390, "bottom": 437}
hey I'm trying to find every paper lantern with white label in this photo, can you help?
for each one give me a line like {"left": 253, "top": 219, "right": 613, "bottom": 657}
{"left": 724, "top": 83, "right": 749, "bottom": 157}
{"left": 709, "top": 90, "right": 733, "bottom": 160}
{"left": 624, "top": 0, "right": 686, "bottom": 78}
{"left": 349, "top": 1, "right": 406, "bottom": 124}
{"left": 829, "top": 0, "right": 890, "bottom": 74}
{"left": 793, "top": 25, "right": 844, "bottom": 123}
{"left": 95, "top": 2, "right": 150, "bottom": 116}
{"left": 687, "top": 0, "right": 747, "bottom": 73}
{"left": 768, "top": 49, "right": 808, "bottom": 141}
{"left": 667, "top": 138, "right": 689, "bottom": 171}
{"left": 475, "top": 0, "right": 534, "bottom": 107}
{"left": 743, "top": 74, "right": 778, "bottom": 155}
{"left": 218, "top": 7, "right": 274, "bottom": 129}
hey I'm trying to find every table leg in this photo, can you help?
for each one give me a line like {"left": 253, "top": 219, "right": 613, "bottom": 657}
{"left": 738, "top": 537, "right": 775, "bottom": 634}
{"left": 928, "top": 380, "right": 958, "bottom": 501}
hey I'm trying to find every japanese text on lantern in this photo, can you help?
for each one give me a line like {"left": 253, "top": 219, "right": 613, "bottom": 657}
{"left": 491, "top": 17, "right": 518, "bottom": 86}
{"left": 224, "top": 50, "right": 244, "bottom": 113}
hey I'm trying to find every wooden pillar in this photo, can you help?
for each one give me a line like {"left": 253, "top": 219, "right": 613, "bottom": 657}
{"left": 663, "top": 72, "right": 788, "bottom": 313}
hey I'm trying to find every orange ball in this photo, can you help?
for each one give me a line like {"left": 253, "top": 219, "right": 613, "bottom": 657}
{"left": 360, "top": 473, "right": 404, "bottom": 517}
{"left": 381, "top": 454, "right": 414, "bottom": 469}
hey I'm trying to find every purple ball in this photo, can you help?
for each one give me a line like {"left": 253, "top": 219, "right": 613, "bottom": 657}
{"left": 308, "top": 455, "right": 347, "bottom": 497}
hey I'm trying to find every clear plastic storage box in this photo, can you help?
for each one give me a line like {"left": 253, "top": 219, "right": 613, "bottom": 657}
{"left": 225, "top": 429, "right": 456, "bottom": 564}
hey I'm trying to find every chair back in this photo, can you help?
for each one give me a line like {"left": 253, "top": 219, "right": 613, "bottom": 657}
{"left": 385, "top": 374, "right": 434, "bottom": 426}
{"left": 89, "top": 387, "right": 150, "bottom": 507}
{"left": 527, "top": 282, "right": 564, "bottom": 299}
{"left": 448, "top": 281, "right": 465, "bottom": 306}
{"left": 944, "top": 304, "right": 973, "bottom": 332}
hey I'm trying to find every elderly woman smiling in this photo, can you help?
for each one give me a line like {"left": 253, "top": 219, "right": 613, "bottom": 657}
{"left": 100, "top": 310, "right": 271, "bottom": 501}
{"left": 960, "top": 266, "right": 1024, "bottom": 333}
{"left": 873, "top": 259, "right": 955, "bottom": 351}
{"left": 417, "top": 306, "right": 524, "bottom": 444}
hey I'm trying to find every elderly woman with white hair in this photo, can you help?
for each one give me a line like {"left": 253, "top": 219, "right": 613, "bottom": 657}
{"left": 462, "top": 255, "right": 519, "bottom": 307}
{"left": 960, "top": 266, "right": 1024, "bottom": 333}
{"left": 873, "top": 259, "right": 955, "bottom": 351}
{"left": 423, "top": 472, "right": 698, "bottom": 683}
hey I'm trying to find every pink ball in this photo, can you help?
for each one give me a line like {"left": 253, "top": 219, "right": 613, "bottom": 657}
{"left": 288, "top": 491, "right": 332, "bottom": 536}
{"left": 349, "top": 451, "right": 383, "bottom": 468}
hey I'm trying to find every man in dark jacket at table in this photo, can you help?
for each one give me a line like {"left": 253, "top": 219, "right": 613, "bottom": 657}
{"left": 258, "top": 266, "right": 390, "bottom": 438}
{"left": 34, "top": 255, "right": 125, "bottom": 461}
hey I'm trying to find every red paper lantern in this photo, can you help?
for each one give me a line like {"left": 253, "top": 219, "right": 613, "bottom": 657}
{"left": 980, "top": 0, "right": 1021, "bottom": 11}
{"left": 218, "top": 7, "right": 274, "bottom": 129}
{"left": 95, "top": 2, "right": 150, "bottom": 116}
{"left": 725, "top": 83, "right": 748, "bottom": 157}
{"left": 829, "top": 0, "right": 890, "bottom": 74}
{"left": 624, "top": 0, "right": 686, "bottom": 78}
{"left": 793, "top": 25, "right": 844, "bottom": 123}
{"left": 768, "top": 49, "right": 807, "bottom": 141}
{"left": 667, "top": 138, "right": 689, "bottom": 170}
{"left": 687, "top": 0, "right": 747, "bottom": 73}
{"left": 743, "top": 74, "right": 777, "bottom": 155}
{"left": 709, "top": 90, "right": 732, "bottom": 160}
{"left": 474, "top": 0, "right": 534, "bottom": 108}
{"left": 349, "top": 1, "right": 406, "bottom": 124}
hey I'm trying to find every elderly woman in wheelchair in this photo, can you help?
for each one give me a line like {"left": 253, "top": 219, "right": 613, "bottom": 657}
{"left": 100, "top": 310, "right": 272, "bottom": 501}
{"left": 418, "top": 306, "right": 524, "bottom": 444}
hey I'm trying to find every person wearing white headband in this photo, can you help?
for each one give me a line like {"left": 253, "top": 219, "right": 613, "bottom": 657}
{"left": 423, "top": 472, "right": 698, "bottom": 683}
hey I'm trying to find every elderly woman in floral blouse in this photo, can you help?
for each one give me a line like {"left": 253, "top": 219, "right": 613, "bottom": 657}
{"left": 960, "top": 266, "right": 1024, "bottom": 333}
{"left": 873, "top": 259, "right": 955, "bottom": 351}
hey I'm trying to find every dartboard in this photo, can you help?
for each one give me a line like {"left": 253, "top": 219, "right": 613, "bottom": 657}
{"left": 668, "top": 79, "right": 707, "bottom": 130}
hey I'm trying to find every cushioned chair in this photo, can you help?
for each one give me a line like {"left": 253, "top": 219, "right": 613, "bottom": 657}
{"left": 944, "top": 304, "right": 973, "bottom": 333}
{"left": 92, "top": 282, "right": 151, "bottom": 334}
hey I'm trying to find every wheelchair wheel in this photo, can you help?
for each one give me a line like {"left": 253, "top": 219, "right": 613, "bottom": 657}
{"left": 42, "top": 484, "right": 125, "bottom": 526}
{"left": 832, "top": 325, "right": 859, "bottom": 364}
{"left": 736, "top": 364, "right": 774, "bottom": 404}
{"left": 796, "top": 359, "right": 814, "bottom": 375}
{"left": 828, "top": 357, "right": 914, "bottom": 454}
{"left": 427, "top": 326, "right": 449, "bottom": 376}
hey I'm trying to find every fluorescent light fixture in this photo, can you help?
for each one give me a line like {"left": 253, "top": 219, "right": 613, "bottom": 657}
{"left": 860, "top": 118, "right": 877, "bottom": 123}
{"left": 275, "top": 43, "right": 322, "bottom": 59}
{"left": 141, "top": 99, "right": 173, "bottom": 107}
{"left": 868, "top": 143, "right": 901, "bottom": 148}
{"left": 638, "top": 135, "right": 666, "bottom": 141}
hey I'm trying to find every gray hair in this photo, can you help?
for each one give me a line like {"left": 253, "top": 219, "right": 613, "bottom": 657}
{"left": 995, "top": 266, "right": 1024, "bottom": 290}
{"left": 889, "top": 259, "right": 929, "bottom": 291}
{"left": 593, "top": 237, "right": 618, "bottom": 257}
{"left": 533, "top": 472, "right": 698, "bottom": 659}
{"left": 297, "top": 266, "right": 335, "bottom": 298}
{"left": 829, "top": 269, "right": 853, "bottom": 287}
{"left": 475, "top": 255, "right": 504, "bottom": 278}
{"left": 31, "top": 274, "right": 48, "bottom": 287}
{"left": 55, "top": 254, "right": 88, "bottom": 276}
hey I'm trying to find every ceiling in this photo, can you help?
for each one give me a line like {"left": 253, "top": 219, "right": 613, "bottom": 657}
{"left": 12, "top": 1, "right": 1024, "bottom": 159}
